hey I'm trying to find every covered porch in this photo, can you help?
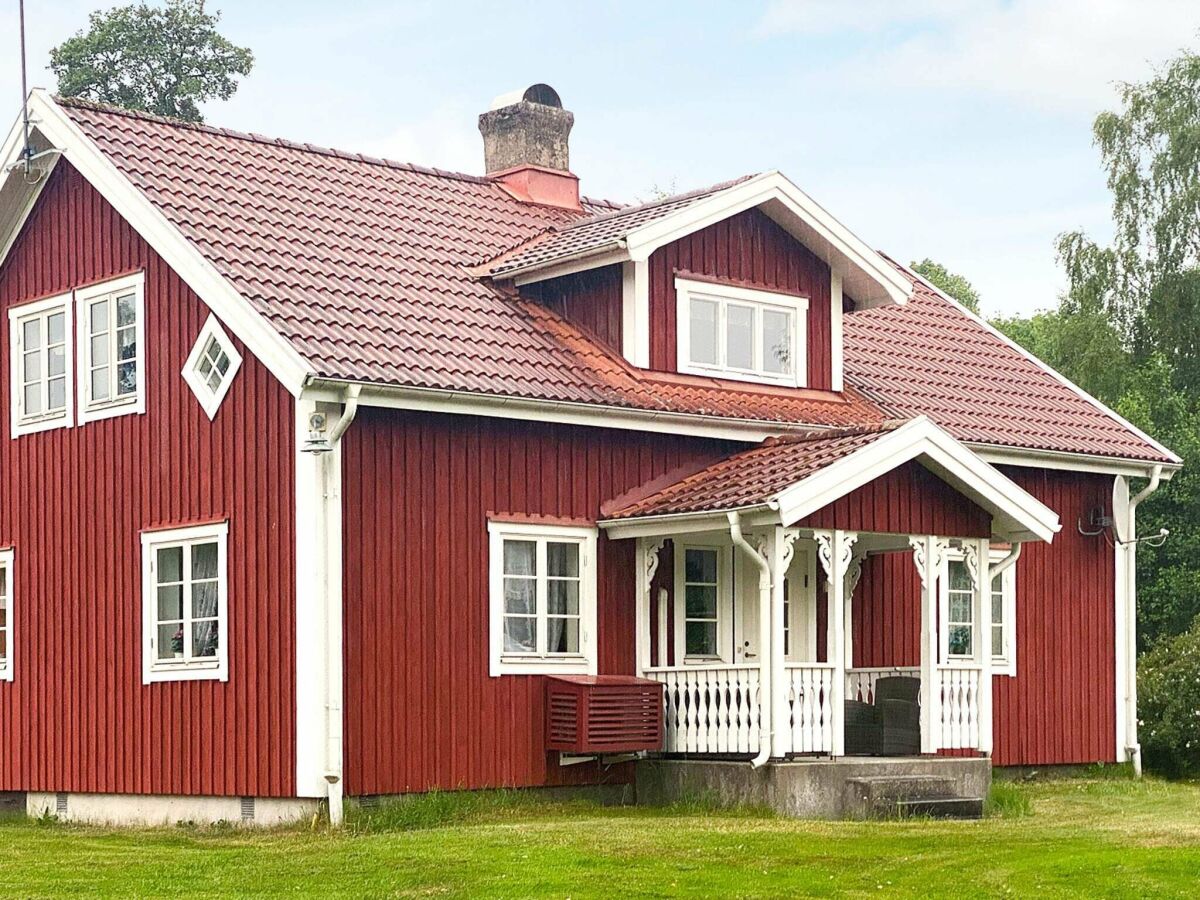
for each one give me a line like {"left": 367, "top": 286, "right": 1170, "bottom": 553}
{"left": 600, "top": 417, "right": 1061, "bottom": 762}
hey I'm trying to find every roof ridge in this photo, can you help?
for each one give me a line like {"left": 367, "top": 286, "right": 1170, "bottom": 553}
{"left": 55, "top": 94, "right": 618, "bottom": 208}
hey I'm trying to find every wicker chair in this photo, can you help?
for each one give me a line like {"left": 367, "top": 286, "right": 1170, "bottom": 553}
{"left": 843, "top": 675, "right": 921, "bottom": 756}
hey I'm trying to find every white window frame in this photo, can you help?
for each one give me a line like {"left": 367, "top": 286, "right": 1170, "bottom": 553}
{"left": 182, "top": 315, "right": 243, "bottom": 420}
{"left": 673, "top": 540, "right": 734, "bottom": 664}
{"left": 488, "top": 520, "right": 598, "bottom": 676}
{"left": 75, "top": 272, "right": 147, "bottom": 423}
{"left": 8, "top": 293, "right": 74, "bottom": 437}
{"left": 675, "top": 276, "right": 808, "bottom": 388}
{"left": 141, "top": 521, "right": 230, "bottom": 684}
{"left": 940, "top": 549, "right": 1017, "bottom": 677}
{"left": 0, "top": 548, "right": 13, "bottom": 682}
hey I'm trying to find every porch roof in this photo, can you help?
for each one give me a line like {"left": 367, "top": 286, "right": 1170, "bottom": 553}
{"left": 599, "top": 417, "right": 1062, "bottom": 543}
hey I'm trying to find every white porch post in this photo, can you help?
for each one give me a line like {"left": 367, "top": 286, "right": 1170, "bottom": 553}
{"left": 971, "top": 538, "right": 994, "bottom": 754}
{"left": 911, "top": 535, "right": 948, "bottom": 754}
{"left": 771, "top": 528, "right": 799, "bottom": 758}
{"left": 636, "top": 538, "right": 665, "bottom": 676}
{"left": 816, "top": 530, "right": 857, "bottom": 757}
{"left": 844, "top": 546, "right": 866, "bottom": 671}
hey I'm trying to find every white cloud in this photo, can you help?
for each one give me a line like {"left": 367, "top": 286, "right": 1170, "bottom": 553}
{"left": 756, "top": 0, "right": 1199, "bottom": 111}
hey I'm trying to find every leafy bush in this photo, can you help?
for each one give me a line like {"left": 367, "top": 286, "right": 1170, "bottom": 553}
{"left": 1138, "top": 617, "right": 1200, "bottom": 777}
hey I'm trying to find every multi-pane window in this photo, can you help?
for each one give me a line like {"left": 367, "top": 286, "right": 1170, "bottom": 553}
{"left": 0, "top": 549, "right": 13, "bottom": 682}
{"left": 141, "top": 522, "right": 229, "bottom": 683}
{"left": 943, "top": 553, "right": 1015, "bottom": 673}
{"left": 683, "top": 548, "right": 720, "bottom": 658}
{"left": 676, "top": 277, "right": 808, "bottom": 387}
{"left": 488, "top": 521, "right": 597, "bottom": 676}
{"left": 183, "top": 315, "right": 243, "bottom": 419}
{"left": 77, "top": 276, "right": 143, "bottom": 421}
{"left": 9, "top": 295, "right": 72, "bottom": 435}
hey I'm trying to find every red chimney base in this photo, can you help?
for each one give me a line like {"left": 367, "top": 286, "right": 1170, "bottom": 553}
{"left": 489, "top": 164, "right": 581, "bottom": 211}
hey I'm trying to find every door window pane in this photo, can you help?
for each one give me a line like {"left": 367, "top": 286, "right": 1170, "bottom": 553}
{"left": 683, "top": 548, "right": 720, "bottom": 658}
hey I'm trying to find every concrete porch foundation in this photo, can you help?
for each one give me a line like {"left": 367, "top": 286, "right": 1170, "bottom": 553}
{"left": 636, "top": 757, "right": 991, "bottom": 819}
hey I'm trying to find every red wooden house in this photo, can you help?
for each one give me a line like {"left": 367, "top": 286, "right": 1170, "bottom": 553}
{"left": 0, "top": 85, "right": 1179, "bottom": 824}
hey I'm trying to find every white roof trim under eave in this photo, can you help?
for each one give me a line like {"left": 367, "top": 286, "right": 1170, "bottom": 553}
{"left": 774, "top": 417, "right": 1061, "bottom": 543}
{"left": 622, "top": 172, "right": 912, "bottom": 308}
{"left": 601, "top": 417, "right": 1062, "bottom": 543}
{"left": 895, "top": 258, "right": 1182, "bottom": 467}
{"left": 0, "top": 91, "right": 312, "bottom": 397}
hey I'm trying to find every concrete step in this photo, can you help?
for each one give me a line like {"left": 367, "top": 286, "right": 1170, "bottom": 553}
{"left": 895, "top": 796, "right": 984, "bottom": 820}
{"left": 845, "top": 775, "right": 958, "bottom": 803}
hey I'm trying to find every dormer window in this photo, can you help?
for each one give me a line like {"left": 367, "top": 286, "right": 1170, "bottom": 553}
{"left": 675, "top": 277, "right": 808, "bottom": 387}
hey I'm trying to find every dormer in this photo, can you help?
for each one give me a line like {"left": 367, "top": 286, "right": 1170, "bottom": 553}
{"left": 484, "top": 171, "right": 912, "bottom": 394}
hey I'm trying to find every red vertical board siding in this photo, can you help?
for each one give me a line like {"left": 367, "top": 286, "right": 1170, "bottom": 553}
{"left": 851, "top": 469, "right": 1117, "bottom": 766}
{"left": 341, "top": 409, "right": 734, "bottom": 795}
{"left": 648, "top": 208, "right": 833, "bottom": 390}
{"left": 0, "top": 163, "right": 296, "bottom": 797}
{"left": 798, "top": 462, "right": 991, "bottom": 537}
{"left": 522, "top": 265, "right": 623, "bottom": 351}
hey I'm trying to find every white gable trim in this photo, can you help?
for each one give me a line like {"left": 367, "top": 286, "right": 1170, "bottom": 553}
{"left": 0, "top": 91, "right": 312, "bottom": 397}
{"left": 601, "top": 418, "right": 1062, "bottom": 544}
{"left": 774, "top": 418, "right": 1061, "bottom": 544}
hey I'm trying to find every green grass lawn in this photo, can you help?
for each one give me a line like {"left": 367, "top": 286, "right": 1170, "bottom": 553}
{"left": 1, "top": 777, "right": 1197, "bottom": 898}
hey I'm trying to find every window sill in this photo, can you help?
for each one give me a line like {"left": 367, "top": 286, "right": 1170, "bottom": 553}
{"left": 491, "top": 655, "right": 595, "bottom": 677}
{"left": 677, "top": 361, "right": 804, "bottom": 389}
{"left": 11, "top": 413, "right": 72, "bottom": 438}
{"left": 144, "top": 661, "right": 227, "bottom": 684}
{"left": 0, "top": 667, "right": 11, "bottom": 683}
{"left": 79, "top": 395, "right": 144, "bottom": 424}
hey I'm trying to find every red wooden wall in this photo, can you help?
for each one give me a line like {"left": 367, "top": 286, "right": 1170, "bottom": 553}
{"left": 649, "top": 208, "right": 834, "bottom": 390}
{"left": 522, "top": 265, "right": 623, "bottom": 351}
{"left": 0, "top": 163, "right": 297, "bottom": 797}
{"left": 340, "top": 408, "right": 734, "bottom": 795}
{"left": 851, "top": 469, "right": 1117, "bottom": 766}
{"left": 798, "top": 462, "right": 992, "bottom": 536}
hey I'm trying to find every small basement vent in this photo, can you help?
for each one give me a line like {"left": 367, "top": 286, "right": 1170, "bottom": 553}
{"left": 239, "top": 796, "right": 255, "bottom": 822}
{"left": 545, "top": 675, "right": 663, "bottom": 755}
{"left": 358, "top": 795, "right": 381, "bottom": 810}
{"left": 55, "top": 792, "right": 68, "bottom": 816}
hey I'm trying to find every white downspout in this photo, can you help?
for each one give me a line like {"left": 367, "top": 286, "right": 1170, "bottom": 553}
{"left": 728, "top": 512, "right": 773, "bottom": 768}
{"left": 1125, "top": 464, "right": 1162, "bottom": 777}
{"left": 990, "top": 543, "right": 1022, "bottom": 580}
{"left": 322, "top": 385, "right": 361, "bottom": 826}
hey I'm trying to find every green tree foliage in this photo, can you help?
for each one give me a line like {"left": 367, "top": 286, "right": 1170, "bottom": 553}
{"left": 910, "top": 258, "right": 981, "bottom": 314}
{"left": 1137, "top": 615, "right": 1200, "bottom": 777}
{"left": 50, "top": 0, "right": 253, "bottom": 123}
{"left": 1056, "top": 48, "right": 1200, "bottom": 385}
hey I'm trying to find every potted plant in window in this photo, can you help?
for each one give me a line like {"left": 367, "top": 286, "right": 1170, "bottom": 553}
{"left": 171, "top": 628, "right": 184, "bottom": 660}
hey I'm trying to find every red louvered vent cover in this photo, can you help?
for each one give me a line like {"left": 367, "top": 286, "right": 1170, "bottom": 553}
{"left": 545, "top": 675, "right": 664, "bottom": 754}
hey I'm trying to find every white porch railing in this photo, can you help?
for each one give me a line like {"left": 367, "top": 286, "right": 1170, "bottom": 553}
{"left": 783, "top": 663, "right": 834, "bottom": 753}
{"left": 646, "top": 665, "right": 761, "bottom": 754}
{"left": 845, "top": 666, "right": 920, "bottom": 704}
{"left": 937, "top": 666, "right": 982, "bottom": 749}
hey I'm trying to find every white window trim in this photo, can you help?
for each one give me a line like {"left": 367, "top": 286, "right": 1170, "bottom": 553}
{"left": 182, "top": 315, "right": 243, "bottom": 420}
{"left": 675, "top": 276, "right": 808, "bottom": 388}
{"left": 75, "top": 272, "right": 147, "bottom": 424}
{"left": 940, "top": 548, "right": 1017, "bottom": 677}
{"left": 0, "top": 548, "right": 13, "bottom": 682}
{"left": 141, "top": 521, "right": 230, "bottom": 684}
{"left": 673, "top": 539, "right": 734, "bottom": 664}
{"left": 488, "top": 520, "right": 598, "bottom": 677}
{"left": 8, "top": 292, "right": 74, "bottom": 437}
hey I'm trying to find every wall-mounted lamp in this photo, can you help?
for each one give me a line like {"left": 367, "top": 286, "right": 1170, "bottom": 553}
{"left": 302, "top": 411, "right": 332, "bottom": 454}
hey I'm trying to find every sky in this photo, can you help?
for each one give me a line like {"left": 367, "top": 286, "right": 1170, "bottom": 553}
{"left": 2, "top": 0, "right": 1198, "bottom": 316}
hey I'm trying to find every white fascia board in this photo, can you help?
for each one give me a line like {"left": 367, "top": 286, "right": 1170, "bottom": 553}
{"left": 896, "top": 258, "right": 1181, "bottom": 467}
{"left": 970, "top": 442, "right": 1178, "bottom": 480}
{"left": 774, "top": 418, "right": 1061, "bottom": 543}
{"left": 1, "top": 91, "right": 312, "bottom": 397}
{"left": 303, "top": 379, "right": 799, "bottom": 443}
{"left": 0, "top": 104, "right": 61, "bottom": 267}
{"left": 599, "top": 507, "right": 777, "bottom": 541}
{"left": 509, "top": 247, "right": 628, "bottom": 285}
{"left": 623, "top": 172, "right": 912, "bottom": 308}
